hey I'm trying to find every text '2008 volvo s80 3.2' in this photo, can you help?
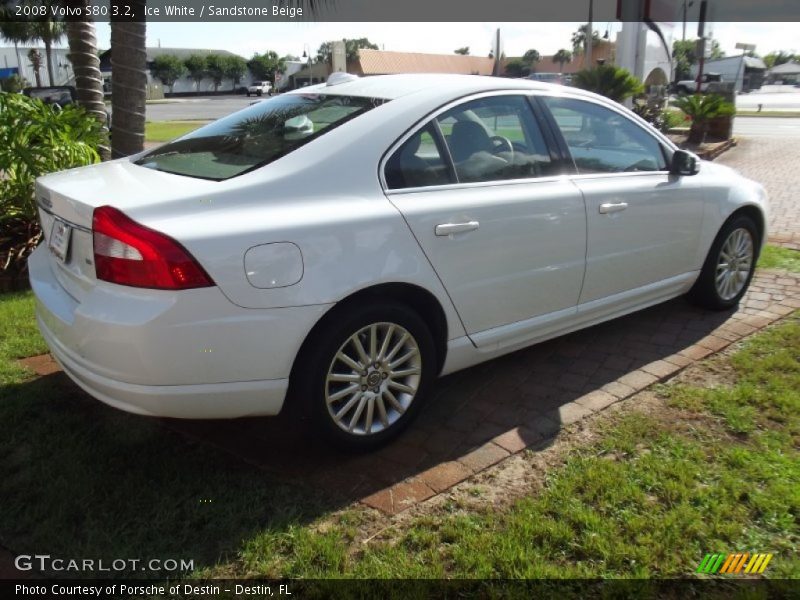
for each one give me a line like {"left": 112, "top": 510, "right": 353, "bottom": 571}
{"left": 30, "top": 73, "right": 769, "bottom": 449}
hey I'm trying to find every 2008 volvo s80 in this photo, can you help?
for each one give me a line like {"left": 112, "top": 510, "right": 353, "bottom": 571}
{"left": 30, "top": 74, "right": 768, "bottom": 449}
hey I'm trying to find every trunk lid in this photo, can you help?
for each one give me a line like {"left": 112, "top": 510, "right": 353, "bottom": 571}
{"left": 35, "top": 158, "right": 221, "bottom": 302}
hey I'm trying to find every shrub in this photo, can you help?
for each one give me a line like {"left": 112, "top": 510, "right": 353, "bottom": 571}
{"left": 672, "top": 94, "right": 735, "bottom": 143}
{"left": 572, "top": 64, "right": 644, "bottom": 103}
{"left": 0, "top": 93, "right": 106, "bottom": 278}
{"left": 0, "top": 74, "right": 28, "bottom": 93}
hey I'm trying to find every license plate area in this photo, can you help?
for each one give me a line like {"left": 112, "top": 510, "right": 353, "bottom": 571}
{"left": 49, "top": 219, "right": 72, "bottom": 263}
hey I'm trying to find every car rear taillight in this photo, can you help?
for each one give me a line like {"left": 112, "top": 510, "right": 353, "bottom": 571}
{"left": 92, "top": 206, "right": 214, "bottom": 290}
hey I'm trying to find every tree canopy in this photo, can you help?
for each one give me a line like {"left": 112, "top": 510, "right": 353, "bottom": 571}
{"left": 247, "top": 51, "right": 286, "bottom": 82}
{"left": 151, "top": 54, "right": 187, "bottom": 92}
{"left": 454, "top": 47, "right": 470, "bottom": 55}
{"left": 184, "top": 54, "right": 208, "bottom": 89}
{"left": 571, "top": 24, "right": 599, "bottom": 55}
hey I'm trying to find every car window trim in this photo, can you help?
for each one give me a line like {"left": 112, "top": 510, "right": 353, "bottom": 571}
{"left": 526, "top": 95, "right": 576, "bottom": 175}
{"left": 385, "top": 173, "right": 570, "bottom": 196}
{"left": 430, "top": 118, "right": 459, "bottom": 184}
{"left": 537, "top": 93, "right": 675, "bottom": 176}
{"left": 379, "top": 89, "right": 562, "bottom": 193}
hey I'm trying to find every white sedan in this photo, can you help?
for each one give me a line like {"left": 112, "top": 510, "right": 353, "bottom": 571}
{"left": 30, "top": 74, "right": 768, "bottom": 449}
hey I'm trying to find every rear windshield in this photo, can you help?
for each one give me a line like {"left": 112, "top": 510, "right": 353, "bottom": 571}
{"left": 135, "top": 94, "right": 387, "bottom": 180}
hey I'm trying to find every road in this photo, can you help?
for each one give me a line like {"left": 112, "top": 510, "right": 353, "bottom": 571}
{"left": 733, "top": 116, "right": 800, "bottom": 137}
{"left": 145, "top": 95, "right": 258, "bottom": 121}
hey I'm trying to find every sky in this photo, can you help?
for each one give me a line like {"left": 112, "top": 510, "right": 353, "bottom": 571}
{"left": 91, "top": 21, "right": 798, "bottom": 60}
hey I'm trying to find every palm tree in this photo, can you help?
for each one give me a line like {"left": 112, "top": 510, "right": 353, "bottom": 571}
{"left": 522, "top": 49, "right": 540, "bottom": 70}
{"left": 110, "top": 4, "right": 147, "bottom": 158}
{"left": 571, "top": 65, "right": 644, "bottom": 103}
{"left": 571, "top": 24, "right": 599, "bottom": 56}
{"left": 65, "top": 0, "right": 110, "bottom": 159}
{"left": 673, "top": 94, "right": 735, "bottom": 144}
{"left": 27, "top": 49, "right": 43, "bottom": 86}
{"left": 32, "top": 15, "right": 65, "bottom": 85}
{"left": 552, "top": 49, "right": 572, "bottom": 72}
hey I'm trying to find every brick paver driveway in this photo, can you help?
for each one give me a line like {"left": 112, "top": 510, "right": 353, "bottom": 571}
{"left": 717, "top": 135, "right": 800, "bottom": 249}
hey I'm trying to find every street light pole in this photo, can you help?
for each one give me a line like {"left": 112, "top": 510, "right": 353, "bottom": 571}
{"left": 586, "top": 0, "right": 593, "bottom": 69}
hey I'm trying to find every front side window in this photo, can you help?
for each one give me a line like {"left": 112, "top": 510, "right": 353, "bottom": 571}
{"left": 136, "top": 93, "right": 387, "bottom": 180}
{"left": 437, "top": 95, "right": 555, "bottom": 183}
{"left": 542, "top": 96, "right": 667, "bottom": 174}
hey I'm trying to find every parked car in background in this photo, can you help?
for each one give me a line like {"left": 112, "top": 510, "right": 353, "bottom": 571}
{"left": 247, "top": 81, "right": 272, "bottom": 96}
{"left": 527, "top": 72, "right": 570, "bottom": 85}
{"left": 30, "top": 74, "right": 768, "bottom": 449}
{"left": 674, "top": 72, "right": 723, "bottom": 94}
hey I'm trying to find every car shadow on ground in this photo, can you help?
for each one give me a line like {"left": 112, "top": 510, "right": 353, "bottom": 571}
{"left": 0, "top": 296, "right": 735, "bottom": 575}
{"left": 163, "top": 295, "right": 735, "bottom": 506}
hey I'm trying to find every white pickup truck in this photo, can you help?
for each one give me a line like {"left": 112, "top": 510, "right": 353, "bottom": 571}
{"left": 674, "top": 73, "right": 722, "bottom": 94}
{"left": 246, "top": 81, "right": 272, "bottom": 97}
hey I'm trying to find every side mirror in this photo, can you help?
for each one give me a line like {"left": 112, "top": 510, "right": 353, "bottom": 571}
{"left": 670, "top": 149, "right": 699, "bottom": 176}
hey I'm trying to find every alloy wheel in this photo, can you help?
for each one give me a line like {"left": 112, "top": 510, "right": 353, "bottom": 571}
{"left": 715, "top": 227, "right": 754, "bottom": 301}
{"left": 325, "top": 322, "right": 422, "bottom": 436}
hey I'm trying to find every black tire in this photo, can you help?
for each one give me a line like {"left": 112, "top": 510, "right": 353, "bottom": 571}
{"left": 246, "top": 92, "right": 250, "bottom": 97}
{"left": 687, "top": 214, "right": 760, "bottom": 310}
{"left": 294, "top": 301, "right": 436, "bottom": 451}
{"left": 257, "top": 90, "right": 262, "bottom": 96}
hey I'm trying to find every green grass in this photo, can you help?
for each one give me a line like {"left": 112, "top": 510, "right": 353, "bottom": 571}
{"left": 0, "top": 291, "right": 329, "bottom": 579}
{"left": 759, "top": 245, "right": 800, "bottom": 272}
{"left": 145, "top": 120, "right": 209, "bottom": 143}
{"left": 736, "top": 111, "right": 800, "bottom": 118}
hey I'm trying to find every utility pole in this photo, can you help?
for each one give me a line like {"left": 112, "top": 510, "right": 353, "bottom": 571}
{"left": 695, "top": 0, "right": 708, "bottom": 95}
{"left": 682, "top": 0, "right": 695, "bottom": 41}
{"left": 586, "top": 0, "right": 594, "bottom": 69}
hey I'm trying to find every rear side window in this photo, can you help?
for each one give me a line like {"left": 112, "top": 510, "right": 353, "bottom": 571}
{"left": 542, "top": 96, "right": 667, "bottom": 173}
{"left": 384, "top": 123, "right": 454, "bottom": 189}
{"left": 136, "top": 94, "right": 387, "bottom": 180}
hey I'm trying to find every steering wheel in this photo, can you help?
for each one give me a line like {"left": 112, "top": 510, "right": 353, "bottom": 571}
{"left": 489, "top": 135, "right": 514, "bottom": 160}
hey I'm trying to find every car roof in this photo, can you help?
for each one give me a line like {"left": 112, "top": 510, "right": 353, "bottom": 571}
{"left": 286, "top": 73, "right": 583, "bottom": 102}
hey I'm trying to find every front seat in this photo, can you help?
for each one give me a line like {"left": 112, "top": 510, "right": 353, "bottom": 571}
{"left": 448, "top": 121, "right": 495, "bottom": 162}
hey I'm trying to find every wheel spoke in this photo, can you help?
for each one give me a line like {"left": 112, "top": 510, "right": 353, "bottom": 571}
{"left": 336, "top": 351, "right": 363, "bottom": 373}
{"left": 348, "top": 394, "right": 368, "bottom": 431}
{"left": 364, "top": 395, "right": 375, "bottom": 434}
{"left": 328, "top": 373, "right": 361, "bottom": 383}
{"left": 376, "top": 394, "right": 389, "bottom": 427}
{"left": 389, "top": 349, "right": 418, "bottom": 370}
{"left": 334, "top": 391, "right": 363, "bottom": 420}
{"left": 390, "top": 366, "right": 420, "bottom": 378}
{"left": 377, "top": 324, "right": 395, "bottom": 361}
{"left": 352, "top": 335, "right": 371, "bottom": 367}
{"left": 388, "top": 379, "right": 416, "bottom": 395}
{"left": 369, "top": 324, "right": 378, "bottom": 363}
{"left": 384, "top": 332, "right": 409, "bottom": 362}
{"left": 328, "top": 384, "right": 360, "bottom": 404}
{"left": 384, "top": 389, "right": 405, "bottom": 414}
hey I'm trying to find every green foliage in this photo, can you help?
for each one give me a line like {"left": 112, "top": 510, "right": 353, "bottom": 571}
{"left": 672, "top": 93, "right": 736, "bottom": 124}
{"left": 0, "top": 74, "right": 28, "bottom": 93}
{"left": 222, "top": 55, "right": 248, "bottom": 89}
{"left": 204, "top": 53, "right": 227, "bottom": 92}
{"left": 758, "top": 245, "right": 800, "bottom": 272}
{"left": 316, "top": 38, "right": 378, "bottom": 63}
{"left": 552, "top": 48, "right": 572, "bottom": 70}
{"left": 504, "top": 59, "right": 529, "bottom": 78}
{"left": 183, "top": 54, "right": 208, "bottom": 89}
{"left": 150, "top": 54, "right": 187, "bottom": 92}
{"left": 763, "top": 51, "right": 796, "bottom": 69}
{"left": 522, "top": 48, "right": 540, "bottom": 67}
{"left": 672, "top": 39, "right": 697, "bottom": 80}
{"left": 571, "top": 24, "right": 599, "bottom": 55}
{"left": 572, "top": 64, "right": 644, "bottom": 103}
{"left": 454, "top": 46, "right": 469, "bottom": 55}
{"left": 247, "top": 51, "right": 286, "bottom": 82}
{"left": 632, "top": 101, "right": 682, "bottom": 133}
{"left": 0, "top": 93, "right": 104, "bottom": 272}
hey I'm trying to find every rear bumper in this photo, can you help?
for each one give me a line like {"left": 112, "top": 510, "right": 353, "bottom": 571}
{"left": 29, "top": 244, "right": 331, "bottom": 418}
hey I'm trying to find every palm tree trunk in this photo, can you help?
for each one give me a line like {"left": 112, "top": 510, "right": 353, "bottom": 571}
{"left": 44, "top": 36, "right": 55, "bottom": 85}
{"left": 110, "top": 4, "right": 147, "bottom": 158}
{"left": 65, "top": 4, "right": 110, "bottom": 160}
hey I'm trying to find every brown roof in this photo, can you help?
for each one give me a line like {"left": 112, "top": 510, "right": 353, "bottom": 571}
{"left": 357, "top": 49, "right": 495, "bottom": 76}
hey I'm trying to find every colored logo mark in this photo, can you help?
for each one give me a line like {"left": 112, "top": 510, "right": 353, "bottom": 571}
{"left": 697, "top": 553, "right": 773, "bottom": 574}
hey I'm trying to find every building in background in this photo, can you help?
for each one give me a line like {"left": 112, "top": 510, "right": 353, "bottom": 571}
{"left": 615, "top": 21, "right": 674, "bottom": 97}
{"left": 766, "top": 61, "right": 800, "bottom": 85}
{"left": 690, "top": 55, "right": 766, "bottom": 92}
{"left": 0, "top": 45, "right": 73, "bottom": 87}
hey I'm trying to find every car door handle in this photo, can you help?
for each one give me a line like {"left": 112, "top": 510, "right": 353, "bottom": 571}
{"left": 599, "top": 202, "right": 628, "bottom": 214}
{"left": 435, "top": 221, "right": 480, "bottom": 236}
